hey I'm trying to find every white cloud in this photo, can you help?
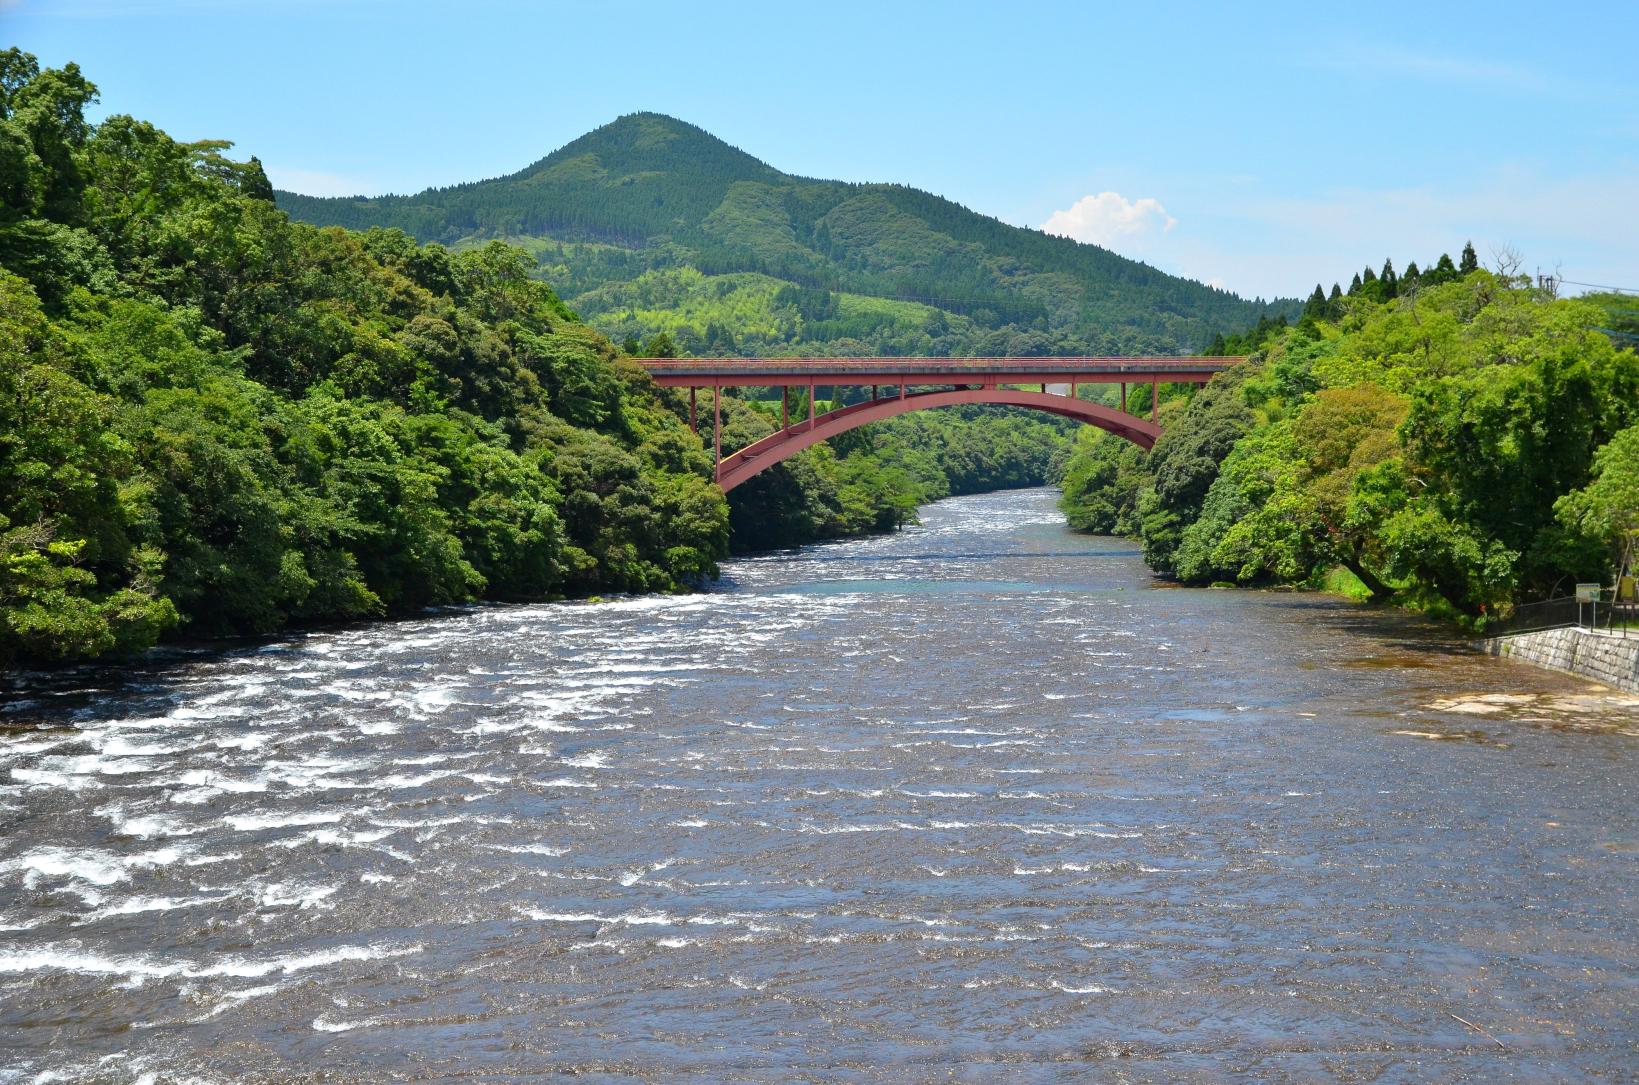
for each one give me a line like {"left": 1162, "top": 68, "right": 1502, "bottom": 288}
{"left": 1137, "top": 168, "right": 1639, "bottom": 299}
{"left": 264, "top": 167, "right": 376, "bottom": 198}
{"left": 1039, "top": 191, "right": 1176, "bottom": 248}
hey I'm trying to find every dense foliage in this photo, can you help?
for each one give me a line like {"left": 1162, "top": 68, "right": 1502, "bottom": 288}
{"left": 0, "top": 52, "right": 730, "bottom": 667}
{"left": 1060, "top": 260, "right": 1639, "bottom": 623}
{"left": 277, "top": 113, "right": 1296, "bottom": 358}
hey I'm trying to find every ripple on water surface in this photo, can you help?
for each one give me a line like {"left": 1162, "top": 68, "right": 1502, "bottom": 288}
{"left": 0, "top": 489, "right": 1635, "bottom": 1083}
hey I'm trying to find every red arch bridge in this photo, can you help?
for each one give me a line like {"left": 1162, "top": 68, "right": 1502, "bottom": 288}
{"left": 637, "top": 356, "right": 1247, "bottom": 492}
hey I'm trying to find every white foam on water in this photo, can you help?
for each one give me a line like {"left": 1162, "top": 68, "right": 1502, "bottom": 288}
{"left": 0, "top": 736, "right": 71, "bottom": 758}
{"left": 183, "top": 851, "right": 240, "bottom": 866}
{"left": 537, "top": 777, "right": 599, "bottom": 789}
{"left": 312, "top": 1014, "right": 385, "bottom": 1032}
{"left": 410, "top": 686, "right": 460, "bottom": 712}
{"left": 289, "top": 827, "right": 396, "bottom": 849}
{"left": 99, "top": 809, "right": 201, "bottom": 840}
{"left": 483, "top": 843, "right": 571, "bottom": 856}
{"left": 461, "top": 719, "right": 525, "bottom": 736}
{"left": 9, "top": 767, "right": 104, "bottom": 791}
{"left": 198, "top": 980, "right": 287, "bottom": 1018}
{"left": 364, "top": 769, "right": 462, "bottom": 790}
{"left": 370, "top": 815, "right": 472, "bottom": 829}
{"left": 223, "top": 811, "right": 343, "bottom": 832}
{"left": 5, "top": 845, "right": 187, "bottom": 888}
{"left": 0, "top": 941, "right": 420, "bottom": 983}
{"left": 213, "top": 733, "right": 269, "bottom": 752}
{"left": 256, "top": 882, "right": 338, "bottom": 909}
{"left": 514, "top": 908, "right": 603, "bottom": 922}
{"left": 1050, "top": 980, "right": 1117, "bottom": 995}
{"left": 79, "top": 893, "right": 233, "bottom": 921}
{"left": 560, "top": 752, "right": 609, "bottom": 769}
{"left": 98, "top": 737, "right": 189, "bottom": 757}
{"left": 174, "top": 769, "right": 268, "bottom": 794}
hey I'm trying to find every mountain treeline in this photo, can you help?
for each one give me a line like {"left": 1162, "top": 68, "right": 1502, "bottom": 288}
{"left": 1059, "top": 256, "right": 1639, "bottom": 622}
{"left": 0, "top": 51, "right": 738, "bottom": 667}
{"left": 277, "top": 112, "right": 1297, "bottom": 358}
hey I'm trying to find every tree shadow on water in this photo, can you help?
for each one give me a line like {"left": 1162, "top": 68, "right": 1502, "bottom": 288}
{"left": 1257, "top": 595, "right": 1475, "bottom": 658}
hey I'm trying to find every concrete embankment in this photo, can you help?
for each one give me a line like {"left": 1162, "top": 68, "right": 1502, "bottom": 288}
{"left": 1481, "top": 626, "right": 1639, "bottom": 692}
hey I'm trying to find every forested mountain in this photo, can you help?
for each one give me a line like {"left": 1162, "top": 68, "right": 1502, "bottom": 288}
{"left": 277, "top": 113, "right": 1294, "bottom": 357}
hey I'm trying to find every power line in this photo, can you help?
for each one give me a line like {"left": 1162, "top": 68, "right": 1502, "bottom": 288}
{"left": 1557, "top": 277, "right": 1639, "bottom": 295}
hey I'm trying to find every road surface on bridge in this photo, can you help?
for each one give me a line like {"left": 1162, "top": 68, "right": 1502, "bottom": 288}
{"left": 639, "top": 356, "right": 1240, "bottom": 387}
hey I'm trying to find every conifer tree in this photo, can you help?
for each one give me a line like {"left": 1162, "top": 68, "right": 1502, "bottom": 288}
{"left": 1349, "top": 272, "right": 1362, "bottom": 295}
{"left": 1434, "top": 253, "right": 1458, "bottom": 281}
{"left": 1403, "top": 260, "right": 1420, "bottom": 284}
{"left": 1362, "top": 266, "right": 1377, "bottom": 283}
{"left": 241, "top": 156, "right": 275, "bottom": 202}
{"left": 1460, "top": 241, "right": 1478, "bottom": 274}
{"left": 1303, "top": 284, "right": 1327, "bottom": 318}
{"left": 1380, "top": 258, "right": 1398, "bottom": 299}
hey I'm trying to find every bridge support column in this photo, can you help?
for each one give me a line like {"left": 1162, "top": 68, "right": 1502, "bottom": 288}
{"left": 713, "top": 383, "right": 722, "bottom": 476}
{"left": 689, "top": 387, "right": 696, "bottom": 433}
{"left": 900, "top": 382, "right": 906, "bottom": 400}
{"left": 782, "top": 385, "right": 789, "bottom": 431}
{"left": 1120, "top": 382, "right": 1127, "bottom": 413}
{"left": 872, "top": 384, "right": 878, "bottom": 401}
{"left": 1151, "top": 378, "right": 1158, "bottom": 422}
{"left": 1071, "top": 379, "right": 1078, "bottom": 399}
{"left": 808, "top": 378, "right": 816, "bottom": 432}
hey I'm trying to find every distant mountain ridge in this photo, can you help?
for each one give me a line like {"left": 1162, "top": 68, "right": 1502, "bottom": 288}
{"left": 277, "top": 113, "right": 1294, "bottom": 356}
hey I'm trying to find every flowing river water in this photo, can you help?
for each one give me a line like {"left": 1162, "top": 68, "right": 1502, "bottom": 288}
{"left": 1, "top": 489, "right": 1635, "bottom": 1083}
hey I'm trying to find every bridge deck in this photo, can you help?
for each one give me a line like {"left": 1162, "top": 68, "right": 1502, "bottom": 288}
{"left": 639, "top": 356, "right": 1243, "bottom": 387}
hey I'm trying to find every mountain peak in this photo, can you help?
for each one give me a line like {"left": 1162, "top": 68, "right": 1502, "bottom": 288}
{"left": 513, "top": 111, "right": 781, "bottom": 186}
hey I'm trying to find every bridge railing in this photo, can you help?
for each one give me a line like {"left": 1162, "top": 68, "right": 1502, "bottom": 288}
{"left": 637, "top": 356, "right": 1244, "bottom": 375}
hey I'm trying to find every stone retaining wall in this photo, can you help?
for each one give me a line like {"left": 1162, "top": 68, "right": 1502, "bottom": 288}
{"left": 1480, "top": 626, "right": 1639, "bottom": 692}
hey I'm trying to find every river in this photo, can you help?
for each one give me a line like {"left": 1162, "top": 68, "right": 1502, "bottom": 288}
{"left": 1, "top": 489, "right": 1634, "bottom": 1083}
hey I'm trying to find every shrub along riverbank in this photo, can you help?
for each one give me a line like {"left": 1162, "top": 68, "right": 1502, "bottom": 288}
{"left": 1059, "top": 262, "right": 1639, "bottom": 626}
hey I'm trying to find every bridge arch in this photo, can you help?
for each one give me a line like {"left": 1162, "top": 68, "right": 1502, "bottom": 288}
{"left": 717, "top": 387, "right": 1160, "bottom": 492}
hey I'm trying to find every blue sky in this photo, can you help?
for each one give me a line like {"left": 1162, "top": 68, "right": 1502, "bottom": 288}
{"left": 7, "top": 0, "right": 1636, "bottom": 299}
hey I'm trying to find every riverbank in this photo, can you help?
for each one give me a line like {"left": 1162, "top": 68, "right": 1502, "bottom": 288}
{"left": 1482, "top": 625, "right": 1639, "bottom": 693}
